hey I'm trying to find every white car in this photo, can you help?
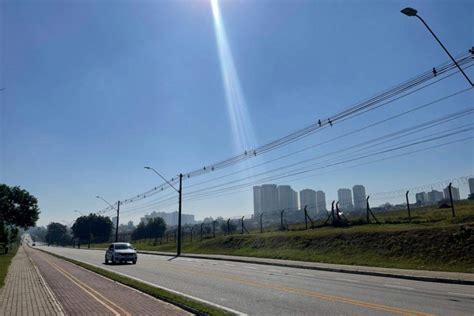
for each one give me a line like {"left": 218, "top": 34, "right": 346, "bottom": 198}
{"left": 105, "top": 242, "right": 137, "bottom": 264}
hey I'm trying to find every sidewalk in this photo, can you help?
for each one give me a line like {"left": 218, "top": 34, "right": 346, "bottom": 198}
{"left": 0, "top": 246, "right": 64, "bottom": 316}
{"left": 136, "top": 250, "right": 474, "bottom": 285}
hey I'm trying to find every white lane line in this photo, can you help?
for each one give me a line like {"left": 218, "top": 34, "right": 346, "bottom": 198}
{"left": 224, "top": 264, "right": 235, "bottom": 267}
{"left": 296, "top": 273, "right": 313, "bottom": 277}
{"left": 448, "top": 292, "right": 474, "bottom": 298}
{"left": 336, "top": 278, "right": 360, "bottom": 283}
{"left": 383, "top": 284, "right": 414, "bottom": 290}
{"left": 267, "top": 269, "right": 282, "bottom": 273}
{"left": 244, "top": 266, "right": 257, "bottom": 270}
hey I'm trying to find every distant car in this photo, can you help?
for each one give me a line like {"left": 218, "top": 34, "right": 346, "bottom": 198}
{"left": 105, "top": 242, "right": 137, "bottom": 264}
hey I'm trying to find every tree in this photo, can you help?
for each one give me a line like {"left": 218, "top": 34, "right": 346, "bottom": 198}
{"left": 468, "top": 193, "right": 474, "bottom": 200}
{"left": 46, "top": 222, "right": 69, "bottom": 246}
{"left": 0, "top": 184, "right": 40, "bottom": 228}
{"left": 131, "top": 217, "right": 166, "bottom": 241}
{"left": 71, "top": 214, "right": 113, "bottom": 244}
{"left": 146, "top": 217, "right": 166, "bottom": 240}
{"left": 131, "top": 222, "right": 146, "bottom": 240}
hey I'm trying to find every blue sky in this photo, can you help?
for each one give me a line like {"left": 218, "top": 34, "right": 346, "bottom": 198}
{"left": 1, "top": 0, "right": 473, "bottom": 226}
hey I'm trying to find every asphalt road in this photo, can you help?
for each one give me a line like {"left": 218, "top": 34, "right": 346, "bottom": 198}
{"left": 38, "top": 246, "right": 473, "bottom": 316}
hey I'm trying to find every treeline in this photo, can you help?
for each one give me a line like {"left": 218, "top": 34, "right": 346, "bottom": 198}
{"left": 131, "top": 217, "right": 166, "bottom": 241}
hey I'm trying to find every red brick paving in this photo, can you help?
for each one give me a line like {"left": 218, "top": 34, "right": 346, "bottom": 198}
{"left": 25, "top": 246, "right": 190, "bottom": 316}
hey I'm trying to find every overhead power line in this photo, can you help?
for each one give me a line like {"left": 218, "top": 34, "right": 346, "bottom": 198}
{"left": 94, "top": 51, "right": 474, "bottom": 214}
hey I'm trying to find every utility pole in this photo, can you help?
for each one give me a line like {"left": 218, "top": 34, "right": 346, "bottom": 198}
{"left": 405, "top": 191, "right": 411, "bottom": 222}
{"left": 177, "top": 173, "right": 183, "bottom": 256}
{"left": 114, "top": 201, "right": 120, "bottom": 242}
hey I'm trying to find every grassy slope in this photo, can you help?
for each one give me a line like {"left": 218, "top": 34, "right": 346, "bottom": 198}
{"left": 0, "top": 246, "right": 18, "bottom": 288}
{"left": 127, "top": 201, "right": 474, "bottom": 273}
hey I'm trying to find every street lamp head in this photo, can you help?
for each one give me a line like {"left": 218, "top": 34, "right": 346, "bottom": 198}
{"left": 401, "top": 7, "right": 418, "bottom": 17}
{"left": 144, "top": 166, "right": 151, "bottom": 169}
{"left": 95, "top": 195, "right": 100, "bottom": 198}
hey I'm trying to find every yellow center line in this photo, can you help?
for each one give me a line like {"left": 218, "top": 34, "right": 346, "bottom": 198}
{"left": 39, "top": 253, "right": 131, "bottom": 316}
{"left": 161, "top": 263, "right": 435, "bottom": 316}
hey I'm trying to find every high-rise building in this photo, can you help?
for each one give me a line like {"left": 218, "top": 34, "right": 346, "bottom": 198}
{"left": 316, "top": 190, "right": 327, "bottom": 213}
{"left": 253, "top": 186, "right": 262, "bottom": 216}
{"left": 278, "top": 185, "right": 298, "bottom": 211}
{"left": 443, "top": 186, "right": 461, "bottom": 201}
{"left": 352, "top": 185, "right": 366, "bottom": 211}
{"left": 260, "top": 184, "right": 279, "bottom": 214}
{"left": 292, "top": 190, "right": 299, "bottom": 210}
{"left": 469, "top": 178, "right": 474, "bottom": 195}
{"left": 427, "top": 190, "right": 444, "bottom": 203}
{"left": 300, "top": 189, "right": 317, "bottom": 213}
{"left": 415, "top": 192, "right": 428, "bottom": 205}
{"left": 338, "top": 188, "right": 354, "bottom": 211}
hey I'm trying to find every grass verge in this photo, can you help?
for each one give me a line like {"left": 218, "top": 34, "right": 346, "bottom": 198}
{"left": 33, "top": 247, "right": 235, "bottom": 316}
{"left": 0, "top": 246, "right": 18, "bottom": 288}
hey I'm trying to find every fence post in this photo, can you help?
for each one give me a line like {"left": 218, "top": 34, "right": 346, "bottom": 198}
{"left": 200, "top": 223, "right": 204, "bottom": 242}
{"left": 241, "top": 216, "right": 245, "bottom": 234}
{"left": 448, "top": 182, "right": 456, "bottom": 217}
{"left": 331, "top": 201, "right": 336, "bottom": 222}
{"left": 303, "top": 205, "right": 308, "bottom": 230}
{"left": 335, "top": 202, "right": 341, "bottom": 221}
{"left": 280, "top": 210, "right": 285, "bottom": 230}
{"left": 260, "top": 213, "right": 263, "bottom": 233}
{"left": 213, "top": 220, "right": 217, "bottom": 238}
{"left": 366, "top": 196, "right": 370, "bottom": 223}
{"left": 406, "top": 190, "right": 411, "bottom": 222}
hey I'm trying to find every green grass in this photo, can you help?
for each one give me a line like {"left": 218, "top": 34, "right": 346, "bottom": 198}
{"left": 118, "top": 201, "right": 474, "bottom": 273}
{"left": 0, "top": 246, "right": 18, "bottom": 288}
{"left": 34, "top": 247, "right": 234, "bottom": 316}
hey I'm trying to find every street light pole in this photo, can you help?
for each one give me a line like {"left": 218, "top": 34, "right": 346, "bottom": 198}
{"left": 144, "top": 167, "right": 183, "bottom": 256}
{"left": 96, "top": 196, "right": 119, "bottom": 242}
{"left": 401, "top": 7, "right": 473, "bottom": 87}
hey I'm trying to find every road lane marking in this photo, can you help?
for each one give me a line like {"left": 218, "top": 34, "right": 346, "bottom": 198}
{"left": 40, "top": 255, "right": 131, "bottom": 316}
{"left": 152, "top": 264, "right": 434, "bottom": 316}
{"left": 268, "top": 269, "right": 283, "bottom": 273}
{"left": 448, "top": 292, "right": 474, "bottom": 298}
{"left": 224, "top": 264, "right": 235, "bottom": 267}
{"left": 296, "top": 273, "right": 313, "bottom": 277}
{"left": 336, "top": 278, "right": 360, "bottom": 283}
{"left": 383, "top": 284, "right": 414, "bottom": 290}
{"left": 244, "top": 266, "right": 257, "bottom": 270}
